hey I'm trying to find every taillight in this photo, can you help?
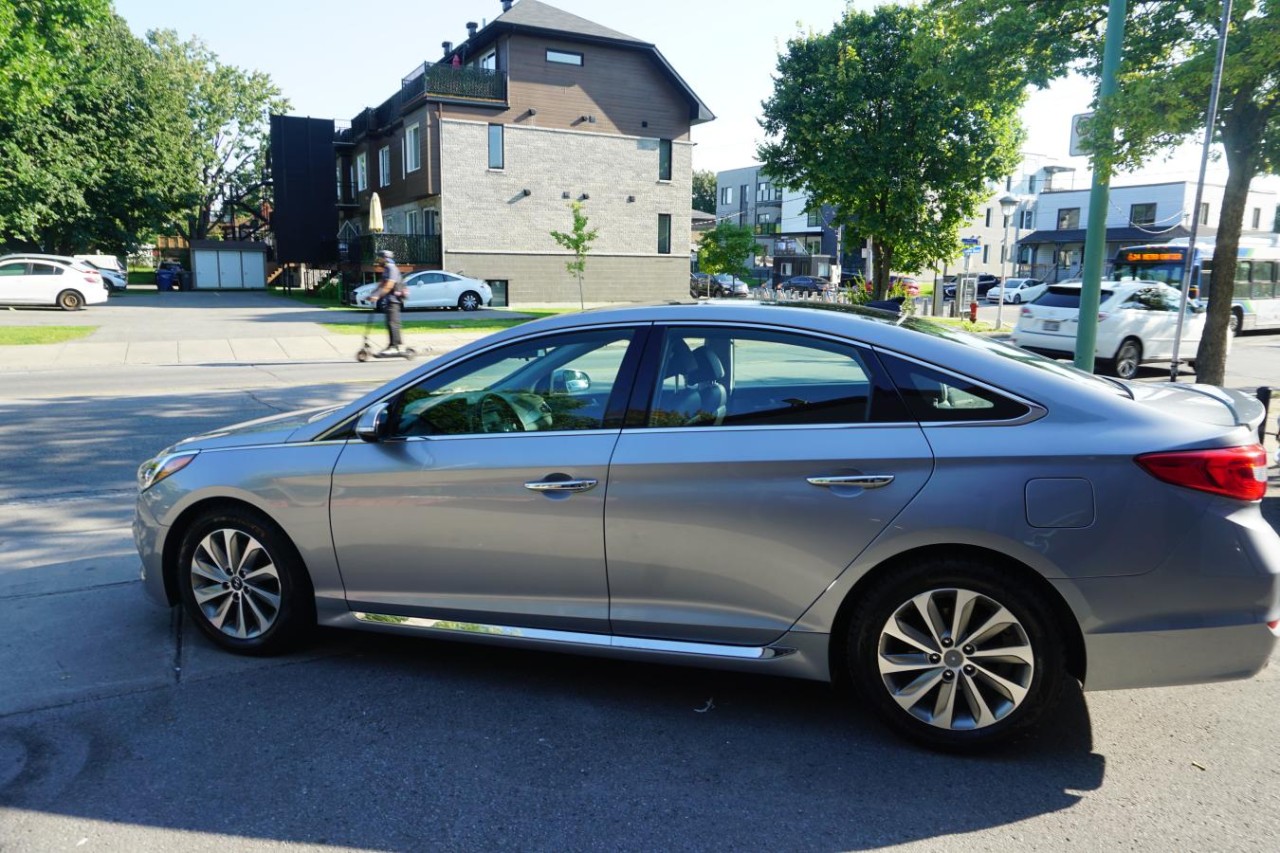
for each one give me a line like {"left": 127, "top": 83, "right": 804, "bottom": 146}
{"left": 1136, "top": 445, "right": 1268, "bottom": 501}
{"left": 1020, "top": 306, "right": 1032, "bottom": 317}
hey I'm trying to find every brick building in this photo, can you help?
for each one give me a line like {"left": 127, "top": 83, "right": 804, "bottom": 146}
{"left": 313, "top": 0, "right": 713, "bottom": 304}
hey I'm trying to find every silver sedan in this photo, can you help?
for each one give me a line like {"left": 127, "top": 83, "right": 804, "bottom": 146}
{"left": 134, "top": 301, "right": 1280, "bottom": 751}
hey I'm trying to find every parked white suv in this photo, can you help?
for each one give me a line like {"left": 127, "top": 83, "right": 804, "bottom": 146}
{"left": 1011, "top": 281, "right": 1205, "bottom": 379}
{"left": 74, "top": 254, "right": 127, "bottom": 291}
{"left": 0, "top": 254, "right": 109, "bottom": 310}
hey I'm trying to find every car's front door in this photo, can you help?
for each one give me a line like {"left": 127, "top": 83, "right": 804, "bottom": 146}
{"left": 330, "top": 326, "right": 645, "bottom": 633}
{"left": 603, "top": 325, "right": 935, "bottom": 647}
{"left": 406, "top": 272, "right": 452, "bottom": 308}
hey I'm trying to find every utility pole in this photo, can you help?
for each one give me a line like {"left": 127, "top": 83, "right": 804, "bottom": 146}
{"left": 1075, "top": 0, "right": 1129, "bottom": 372}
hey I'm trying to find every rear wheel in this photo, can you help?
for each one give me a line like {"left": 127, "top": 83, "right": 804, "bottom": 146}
{"left": 848, "top": 557, "right": 1065, "bottom": 751}
{"left": 176, "top": 507, "right": 314, "bottom": 655}
{"left": 1012, "top": 294, "right": 1022, "bottom": 305}
{"left": 57, "top": 290, "right": 84, "bottom": 311}
{"left": 1108, "top": 338, "right": 1142, "bottom": 380}
{"left": 458, "top": 291, "right": 481, "bottom": 311}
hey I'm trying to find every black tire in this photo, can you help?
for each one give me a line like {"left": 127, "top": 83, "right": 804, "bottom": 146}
{"left": 847, "top": 557, "right": 1065, "bottom": 752}
{"left": 1107, "top": 338, "right": 1142, "bottom": 380}
{"left": 176, "top": 507, "right": 315, "bottom": 656}
{"left": 458, "top": 291, "right": 481, "bottom": 311}
{"left": 1229, "top": 308, "right": 1243, "bottom": 336}
{"left": 57, "top": 290, "right": 85, "bottom": 311}
{"left": 1012, "top": 294, "right": 1022, "bottom": 305}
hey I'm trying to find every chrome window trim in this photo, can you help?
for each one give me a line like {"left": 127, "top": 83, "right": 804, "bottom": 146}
{"left": 352, "top": 611, "right": 795, "bottom": 660}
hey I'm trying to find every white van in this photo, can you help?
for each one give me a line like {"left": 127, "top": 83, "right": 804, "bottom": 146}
{"left": 74, "top": 255, "right": 127, "bottom": 291}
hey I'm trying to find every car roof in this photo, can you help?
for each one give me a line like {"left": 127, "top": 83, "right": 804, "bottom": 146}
{"left": 0, "top": 253, "right": 91, "bottom": 269}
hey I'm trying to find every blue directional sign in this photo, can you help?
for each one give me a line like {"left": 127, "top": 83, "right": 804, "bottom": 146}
{"left": 961, "top": 237, "right": 981, "bottom": 246}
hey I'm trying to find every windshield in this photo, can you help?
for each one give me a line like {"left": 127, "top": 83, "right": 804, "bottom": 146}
{"left": 1111, "top": 261, "right": 1184, "bottom": 287}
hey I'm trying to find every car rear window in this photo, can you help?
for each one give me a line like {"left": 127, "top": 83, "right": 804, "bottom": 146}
{"left": 878, "top": 352, "right": 1032, "bottom": 422}
{"left": 1034, "top": 287, "right": 1113, "bottom": 308}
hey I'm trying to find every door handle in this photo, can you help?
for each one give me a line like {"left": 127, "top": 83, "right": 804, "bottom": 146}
{"left": 524, "top": 478, "right": 599, "bottom": 493}
{"left": 807, "top": 475, "right": 895, "bottom": 489}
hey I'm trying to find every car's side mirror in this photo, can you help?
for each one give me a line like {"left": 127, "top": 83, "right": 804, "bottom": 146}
{"left": 355, "top": 402, "right": 391, "bottom": 442}
{"left": 552, "top": 368, "right": 591, "bottom": 394}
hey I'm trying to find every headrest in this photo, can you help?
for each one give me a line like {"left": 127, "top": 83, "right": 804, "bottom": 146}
{"left": 689, "top": 346, "right": 725, "bottom": 384}
{"left": 662, "top": 338, "right": 696, "bottom": 379}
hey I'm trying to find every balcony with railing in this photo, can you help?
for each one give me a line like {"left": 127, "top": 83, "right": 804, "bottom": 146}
{"left": 400, "top": 63, "right": 507, "bottom": 106}
{"left": 338, "top": 233, "right": 442, "bottom": 266}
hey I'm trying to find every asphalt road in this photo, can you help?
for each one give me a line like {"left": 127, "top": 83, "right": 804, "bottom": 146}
{"left": 2, "top": 300, "right": 1279, "bottom": 851}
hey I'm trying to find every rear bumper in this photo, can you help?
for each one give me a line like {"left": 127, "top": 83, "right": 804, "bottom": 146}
{"left": 1081, "top": 622, "right": 1276, "bottom": 691}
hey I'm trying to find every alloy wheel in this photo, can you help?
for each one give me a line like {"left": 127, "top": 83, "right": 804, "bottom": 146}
{"left": 876, "top": 587, "right": 1035, "bottom": 731}
{"left": 189, "top": 528, "right": 282, "bottom": 639}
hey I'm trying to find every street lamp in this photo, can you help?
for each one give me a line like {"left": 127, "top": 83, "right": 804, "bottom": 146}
{"left": 997, "top": 193, "right": 1019, "bottom": 330}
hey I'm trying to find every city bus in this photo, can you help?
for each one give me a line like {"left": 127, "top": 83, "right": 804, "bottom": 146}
{"left": 1111, "top": 241, "right": 1280, "bottom": 333}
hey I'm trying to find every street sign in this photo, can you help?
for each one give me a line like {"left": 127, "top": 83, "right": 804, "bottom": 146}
{"left": 961, "top": 237, "right": 981, "bottom": 246}
{"left": 962, "top": 246, "right": 982, "bottom": 256}
{"left": 1070, "top": 112, "right": 1093, "bottom": 157}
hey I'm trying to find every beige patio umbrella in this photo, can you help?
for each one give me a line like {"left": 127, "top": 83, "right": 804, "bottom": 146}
{"left": 368, "top": 192, "right": 384, "bottom": 233}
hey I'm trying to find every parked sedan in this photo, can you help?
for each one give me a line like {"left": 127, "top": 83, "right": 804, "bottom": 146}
{"left": 1011, "top": 281, "right": 1205, "bottom": 379}
{"left": 943, "top": 274, "right": 1001, "bottom": 300}
{"left": 0, "top": 254, "right": 108, "bottom": 309}
{"left": 689, "top": 272, "right": 750, "bottom": 298}
{"left": 134, "top": 301, "right": 1278, "bottom": 752}
{"left": 353, "top": 271, "right": 492, "bottom": 311}
{"left": 777, "top": 275, "right": 832, "bottom": 294}
{"left": 987, "top": 278, "right": 1046, "bottom": 304}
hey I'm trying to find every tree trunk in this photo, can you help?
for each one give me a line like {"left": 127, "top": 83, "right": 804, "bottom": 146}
{"left": 1194, "top": 104, "right": 1262, "bottom": 387}
{"left": 871, "top": 238, "right": 892, "bottom": 299}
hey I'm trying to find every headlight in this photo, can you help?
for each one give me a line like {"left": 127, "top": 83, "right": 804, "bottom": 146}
{"left": 137, "top": 451, "right": 198, "bottom": 492}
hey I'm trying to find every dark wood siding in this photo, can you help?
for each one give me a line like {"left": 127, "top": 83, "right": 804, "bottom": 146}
{"left": 440, "top": 35, "right": 692, "bottom": 141}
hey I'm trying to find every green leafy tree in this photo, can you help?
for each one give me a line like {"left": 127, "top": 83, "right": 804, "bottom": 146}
{"left": 696, "top": 220, "right": 759, "bottom": 280}
{"left": 759, "top": 3, "right": 1025, "bottom": 298}
{"left": 692, "top": 169, "right": 717, "bottom": 213}
{"left": 933, "top": 0, "right": 1280, "bottom": 385}
{"left": 550, "top": 201, "right": 598, "bottom": 309}
{"left": 148, "top": 30, "right": 289, "bottom": 243}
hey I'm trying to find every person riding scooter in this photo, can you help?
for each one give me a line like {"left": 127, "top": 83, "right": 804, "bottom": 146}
{"left": 372, "top": 250, "right": 406, "bottom": 355}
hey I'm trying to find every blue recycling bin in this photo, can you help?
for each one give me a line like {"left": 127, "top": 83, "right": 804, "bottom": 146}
{"left": 156, "top": 264, "right": 180, "bottom": 291}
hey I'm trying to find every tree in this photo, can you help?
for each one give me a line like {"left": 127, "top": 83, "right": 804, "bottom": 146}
{"left": 696, "top": 220, "right": 759, "bottom": 280}
{"left": 692, "top": 169, "right": 717, "bottom": 213}
{"left": 758, "top": 3, "right": 1025, "bottom": 298}
{"left": 933, "top": 0, "right": 1280, "bottom": 385}
{"left": 550, "top": 201, "right": 598, "bottom": 309}
{"left": 147, "top": 30, "right": 289, "bottom": 244}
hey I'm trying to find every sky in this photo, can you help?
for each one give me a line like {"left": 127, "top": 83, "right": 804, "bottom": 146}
{"left": 111, "top": 0, "right": 1232, "bottom": 187}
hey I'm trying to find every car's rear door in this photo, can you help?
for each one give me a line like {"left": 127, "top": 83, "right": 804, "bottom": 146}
{"left": 603, "top": 324, "right": 934, "bottom": 646}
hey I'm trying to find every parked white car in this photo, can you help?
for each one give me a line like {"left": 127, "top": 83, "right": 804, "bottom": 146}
{"left": 353, "top": 270, "right": 492, "bottom": 311}
{"left": 986, "top": 277, "right": 1046, "bottom": 304}
{"left": 0, "top": 254, "right": 108, "bottom": 310}
{"left": 1011, "top": 281, "right": 1205, "bottom": 379}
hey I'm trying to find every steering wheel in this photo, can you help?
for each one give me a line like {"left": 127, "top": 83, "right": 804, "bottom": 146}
{"left": 478, "top": 393, "right": 525, "bottom": 433}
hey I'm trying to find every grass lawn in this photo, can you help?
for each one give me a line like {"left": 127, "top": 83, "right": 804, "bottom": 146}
{"left": 922, "top": 316, "right": 1004, "bottom": 334}
{"left": 0, "top": 326, "right": 98, "bottom": 345}
{"left": 321, "top": 309, "right": 571, "bottom": 335}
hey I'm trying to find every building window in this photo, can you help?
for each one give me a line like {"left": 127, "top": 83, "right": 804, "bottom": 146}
{"left": 720, "top": 186, "right": 733, "bottom": 205}
{"left": 807, "top": 208, "right": 821, "bottom": 228}
{"left": 1130, "top": 203, "right": 1156, "bottom": 226}
{"left": 757, "top": 181, "right": 773, "bottom": 202}
{"left": 488, "top": 124, "right": 504, "bottom": 170}
{"left": 985, "top": 208, "right": 992, "bottom": 227}
{"left": 1200, "top": 202, "right": 1210, "bottom": 225}
{"left": 425, "top": 210, "right": 439, "bottom": 236}
{"left": 378, "top": 146, "right": 391, "bottom": 187}
{"left": 1252, "top": 207, "right": 1262, "bottom": 229}
{"left": 405, "top": 124, "right": 421, "bottom": 173}
{"left": 982, "top": 245, "right": 989, "bottom": 263}
{"left": 658, "top": 139, "right": 672, "bottom": 181}
{"left": 1028, "top": 175, "right": 1038, "bottom": 194}
{"left": 1021, "top": 208, "right": 1035, "bottom": 229}
{"left": 658, "top": 214, "right": 672, "bottom": 254}
{"left": 406, "top": 210, "right": 421, "bottom": 235}
{"left": 1057, "top": 208, "right": 1080, "bottom": 230}
{"left": 356, "top": 153, "right": 367, "bottom": 192}
{"left": 480, "top": 51, "right": 497, "bottom": 71}
{"left": 546, "top": 49, "right": 583, "bottom": 66}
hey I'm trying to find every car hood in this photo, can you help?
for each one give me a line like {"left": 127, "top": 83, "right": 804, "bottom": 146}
{"left": 171, "top": 405, "right": 344, "bottom": 452}
{"left": 1128, "top": 382, "right": 1265, "bottom": 431}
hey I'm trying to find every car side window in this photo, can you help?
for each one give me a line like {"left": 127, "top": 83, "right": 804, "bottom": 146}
{"left": 878, "top": 352, "right": 1031, "bottom": 422}
{"left": 29, "top": 263, "right": 62, "bottom": 276}
{"left": 648, "top": 327, "right": 904, "bottom": 428}
{"left": 1122, "top": 287, "right": 1177, "bottom": 311}
{"left": 0, "top": 262, "right": 26, "bottom": 277}
{"left": 392, "top": 328, "right": 636, "bottom": 437}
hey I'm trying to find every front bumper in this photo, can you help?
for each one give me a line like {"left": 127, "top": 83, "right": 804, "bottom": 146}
{"left": 133, "top": 497, "right": 173, "bottom": 607}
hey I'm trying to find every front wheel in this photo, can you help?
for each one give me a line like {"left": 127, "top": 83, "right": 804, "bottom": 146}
{"left": 848, "top": 558, "right": 1065, "bottom": 751}
{"left": 1229, "top": 308, "right": 1243, "bottom": 336}
{"left": 177, "top": 507, "right": 314, "bottom": 655}
{"left": 458, "top": 291, "right": 481, "bottom": 311}
{"left": 57, "top": 290, "right": 85, "bottom": 311}
{"left": 1012, "top": 294, "right": 1022, "bottom": 305}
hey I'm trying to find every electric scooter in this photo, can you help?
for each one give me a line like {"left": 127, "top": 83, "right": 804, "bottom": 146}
{"left": 355, "top": 301, "right": 418, "bottom": 362}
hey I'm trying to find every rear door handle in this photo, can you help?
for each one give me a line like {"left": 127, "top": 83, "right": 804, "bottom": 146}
{"left": 807, "top": 475, "right": 895, "bottom": 489}
{"left": 524, "top": 478, "right": 599, "bottom": 493}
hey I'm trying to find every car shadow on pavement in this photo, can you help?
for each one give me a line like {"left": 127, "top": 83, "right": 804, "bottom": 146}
{"left": 0, "top": 626, "right": 1104, "bottom": 850}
